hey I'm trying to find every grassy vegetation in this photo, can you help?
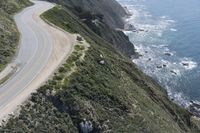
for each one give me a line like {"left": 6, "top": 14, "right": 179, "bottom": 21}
{"left": 0, "top": 0, "right": 32, "bottom": 71}
{"left": 1, "top": 5, "right": 200, "bottom": 133}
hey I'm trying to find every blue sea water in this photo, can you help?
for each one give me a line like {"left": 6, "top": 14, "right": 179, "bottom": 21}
{"left": 117, "top": 0, "right": 200, "bottom": 106}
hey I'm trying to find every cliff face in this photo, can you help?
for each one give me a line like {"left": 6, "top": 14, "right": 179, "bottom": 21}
{"left": 45, "top": 0, "right": 136, "bottom": 57}
{"left": 2, "top": 1, "right": 200, "bottom": 132}
{"left": 45, "top": 0, "right": 127, "bottom": 29}
{"left": 85, "top": 21, "right": 136, "bottom": 57}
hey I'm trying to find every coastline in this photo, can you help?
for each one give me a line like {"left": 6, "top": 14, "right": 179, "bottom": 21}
{"left": 119, "top": 0, "right": 200, "bottom": 118}
{"left": 2, "top": 0, "right": 200, "bottom": 131}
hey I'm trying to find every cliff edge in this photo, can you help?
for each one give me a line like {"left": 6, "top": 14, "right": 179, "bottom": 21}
{"left": 45, "top": 0, "right": 136, "bottom": 57}
{"left": 1, "top": 0, "right": 200, "bottom": 132}
{"left": 46, "top": 0, "right": 127, "bottom": 29}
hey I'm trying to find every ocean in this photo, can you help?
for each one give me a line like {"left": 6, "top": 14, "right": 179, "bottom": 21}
{"left": 117, "top": 0, "right": 200, "bottom": 107}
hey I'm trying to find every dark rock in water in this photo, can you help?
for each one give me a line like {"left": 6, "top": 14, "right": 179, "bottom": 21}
{"left": 182, "top": 62, "right": 189, "bottom": 66}
{"left": 139, "top": 54, "right": 143, "bottom": 57}
{"left": 148, "top": 58, "right": 152, "bottom": 61}
{"left": 145, "top": 51, "right": 148, "bottom": 53}
{"left": 163, "top": 64, "right": 167, "bottom": 67}
{"left": 170, "top": 70, "right": 177, "bottom": 75}
{"left": 124, "top": 6, "right": 132, "bottom": 16}
{"left": 131, "top": 52, "right": 141, "bottom": 59}
{"left": 157, "top": 66, "right": 163, "bottom": 69}
{"left": 164, "top": 52, "right": 172, "bottom": 56}
{"left": 189, "top": 101, "right": 200, "bottom": 118}
{"left": 124, "top": 24, "right": 137, "bottom": 31}
{"left": 190, "top": 101, "right": 200, "bottom": 108}
{"left": 139, "top": 29, "right": 145, "bottom": 32}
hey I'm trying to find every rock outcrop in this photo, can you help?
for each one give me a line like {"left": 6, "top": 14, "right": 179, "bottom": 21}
{"left": 46, "top": 0, "right": 128, "bottom": 29}
{"left": 45, "top": 0, "right": 136, "bottom": 57}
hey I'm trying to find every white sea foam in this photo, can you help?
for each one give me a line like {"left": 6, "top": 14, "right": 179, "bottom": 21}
{"left": 157, "top": 32, "right": 163, "bottom": 37}
{"left": 152, "top": 44, "right": 168, "bottom": 48}
{"left": 119, "top": 0, "right": 198, "bottom": 107}
{"left": 160, "top": 16, "right": 168, "bottom": 19}
{"left": 180, "top": 58, "right": 198, "bottom": 70}
{"left": 123, "top": 31, "right": 132, "bottom": 34}
{"left": 170, "top": 28, "right": 178, "bottom": 32}
{"left": 168, "top": 90, "right": 190, "bottom": 107}
{"left": 166, "top": 19, "right": 176, "bottom": 23}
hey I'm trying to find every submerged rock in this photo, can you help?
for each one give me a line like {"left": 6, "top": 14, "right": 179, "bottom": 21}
{"left": 123, "top": 6, "right": 132, "bottom": 16}
{"left": 170, "top": 70, "right": 177, "bottom": 75}
{"left": 157, "top": 66, "right": 163, "bottom": 69}
{"left": 124, "top": 24, "right": 137, "bottom": 31}
{"left": 163, "top": 64, "right": 167, "bottom": 67}
{"left": 164, "top": 52, "right": 173, "bottom": 56}
{"left": 189, "top": 101, "right": 200, "bottom": 118}
{"left": 182, "top": 62, "right": 189, "bottom": 66}
{"left": 138, "top": 29, "right": 145, "bottom": 32}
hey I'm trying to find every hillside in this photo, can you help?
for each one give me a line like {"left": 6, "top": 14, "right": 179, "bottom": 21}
{"left": 45, "top": 0, "right": 128, "bottom": 29}
{"left": 1, "top": 0, "right": 200, "bottom": 132}
{"left": 44, "top": 0, "right": 136, "bottom": 57}
{"left": 0, "top": 0, "right": 31, "bottom": 72}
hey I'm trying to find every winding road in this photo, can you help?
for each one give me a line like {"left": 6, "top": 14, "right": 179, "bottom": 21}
{"left": 0, "top": 0, "right": 76, "bottom": 122}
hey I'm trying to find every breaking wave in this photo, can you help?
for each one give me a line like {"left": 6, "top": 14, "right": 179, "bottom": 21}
{"left": 118, "top": 0, "right": 198, "bottom": 107}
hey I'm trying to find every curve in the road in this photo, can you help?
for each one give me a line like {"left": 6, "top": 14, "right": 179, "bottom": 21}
{"left": 0, "top": 0, "right": 76, "bottom": 122}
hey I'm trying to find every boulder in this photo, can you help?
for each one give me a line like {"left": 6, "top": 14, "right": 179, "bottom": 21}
{"left": 124, "top": 24, "right": 137, "bottom": 31}
{"left": 182, "top": 62, "right": 189, "bottom": 66}
{"left": 164, "top": 52, "right": 172, "bottom": 56}
{"left": 99, "top": 60, "right": 105, "bottom": 65}
{"left": 170, "top": 70, "right": 177, "bottom": 75}
{"left": 157, "top": 66, "right": 162, "bottom": 69}
{"left": 80, "top": 119, "right": 93, "bottom": 133}
{"left": 77, "top": 36, "right": 83, "bottom": 41}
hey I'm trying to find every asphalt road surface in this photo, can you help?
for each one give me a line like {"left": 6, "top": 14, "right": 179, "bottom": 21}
{"left": 0, "top": 0, "right": 76, "bottom": 122}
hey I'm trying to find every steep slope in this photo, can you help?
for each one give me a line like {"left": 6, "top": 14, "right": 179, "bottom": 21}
{"left": 45, "top": 0, "right": 127, "bottom": 29}
{"left": 0, "top": 0, "right": 31, "bottom": 71}
{"left": 1, "top": 3, "right": 200, "bottom": 133}
{"left": 45, "top": 0, "right": 136, "bottom": 57}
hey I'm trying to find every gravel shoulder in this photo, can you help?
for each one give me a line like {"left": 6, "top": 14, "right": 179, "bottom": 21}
{"left": 0, "top": 0, "right": 77, "bottom": 122}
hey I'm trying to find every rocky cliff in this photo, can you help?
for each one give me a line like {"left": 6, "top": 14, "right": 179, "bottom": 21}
{"left": 46, "top": 0, "right": 127, "bottom": 29}
{"left": 1, "top": 0, "right": 200, "bottom": 132}
{"left": 45, "top": 0, "right": 136, "bottom": 57}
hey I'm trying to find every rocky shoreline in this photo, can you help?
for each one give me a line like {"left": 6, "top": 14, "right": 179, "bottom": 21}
{"left": 189, "top": 101, "right": 200, "bottom": 118}
{"left": 121, "top": 3, "right": 200, "bottom": 119}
